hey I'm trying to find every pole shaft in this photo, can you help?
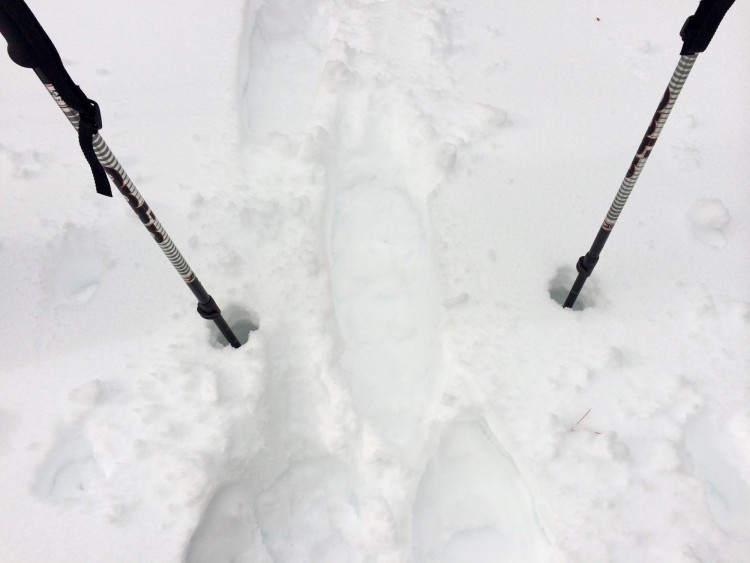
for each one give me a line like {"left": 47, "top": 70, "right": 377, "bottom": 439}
{"left": 563, "top": 55, "right": 698, "bottom": 309}
{"left": 39, "top": 78, "right": 241, "bottom": 347}
{"left": 602, "top": 55, "right": 698, "bottom": 231}
{"left": 41, "top": 80, "right": 197, "bottom": 282}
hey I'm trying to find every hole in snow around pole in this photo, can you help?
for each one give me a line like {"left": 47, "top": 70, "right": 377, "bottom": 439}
{"left": 548, "top": 265, "right": 597, "bottom": 311}
{"left": 211, "top": 304, "right": 259, "bottom": 348}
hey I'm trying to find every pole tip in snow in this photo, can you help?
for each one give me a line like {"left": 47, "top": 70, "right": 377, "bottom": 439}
{"left": 197, "top": 297, "right": 243, "bottom": 348}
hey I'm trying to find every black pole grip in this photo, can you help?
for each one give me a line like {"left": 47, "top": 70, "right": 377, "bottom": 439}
{"left": 0, "top": 0, "right": 112, "bottom": 196}
{"left": 0, "top": 0, "right": 43, "bottom": 68}
{"left": 0, "top": 0, "right": 89, "bottom": 111}
{"left": 0, "top": 0, "right": 51, "bottom": 68}
{"left": 680, "top": 0, "right": 735, "bottom": 55}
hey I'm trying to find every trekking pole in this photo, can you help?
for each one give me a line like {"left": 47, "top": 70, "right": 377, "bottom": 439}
{"left": 0, "top": 0, "right": 242, "bottom": 347}
{"left": 563, "top": 0, "right": 735, "bottom": 309}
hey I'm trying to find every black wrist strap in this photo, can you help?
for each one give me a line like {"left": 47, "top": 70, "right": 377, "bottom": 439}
{"left": 76, "top": 99, "right": 112, "bottom": 197}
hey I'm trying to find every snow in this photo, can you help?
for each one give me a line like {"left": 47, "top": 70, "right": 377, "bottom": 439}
{"left": 1, "top": 0, "right": 749, "bottom": 561}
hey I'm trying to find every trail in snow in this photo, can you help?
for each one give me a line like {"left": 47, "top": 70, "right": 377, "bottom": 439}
{"left": 322, "top": 0, "right": 445, "bottom": 453}
{"left": 330, "top": 176, "right": 439, "bottom": 442}
{"left": 188, "top": 0, "right": 552, "bottom": 560}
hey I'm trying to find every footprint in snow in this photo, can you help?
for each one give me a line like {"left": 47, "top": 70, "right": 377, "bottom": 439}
{"left": 412, "top": 418, "right": 552, "bottom": 562}
{"left": 239, "top": 0, "right": 339, "bottom": 138}
{"left": 685, "top": 418, "right": 750, "bottom": 537}
{"left": 185, "top": 479, "right": 270, "bottom": 563}
{"left": 686, "top": 198, "right": 731, "bottom": 248}
{"left": 254, "top": 458, "right": 362, "bottom": 561}
{"left": 185, "top": 458, "right": 360, "bottom": 563}
{"left": 9, "top": 148, "right": 45, "bottom": 178}
{"left": 330, "top": 177, "right": 442, "bottom": 447}
{"left": 43, "top": 224, "right": 108, "bottom": 307}
{"left": 33, "top": 431, "right": 104, "bottom": 501}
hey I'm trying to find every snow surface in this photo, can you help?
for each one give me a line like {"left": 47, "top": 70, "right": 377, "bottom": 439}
{"left": 1, "top": 0, "right": 749, "bottom": 561}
